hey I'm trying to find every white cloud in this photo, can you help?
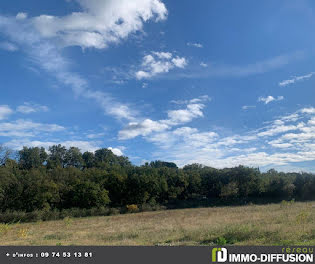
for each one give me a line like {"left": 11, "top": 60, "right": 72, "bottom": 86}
{"left": 279, "top": 72, "right": 314, "bottom": 87}
{"left": 118, "top": 119, "right": 169, "bottom": 139}
{"left": 16, "top": 12, "right": 28, "bottom": 20}
{"left": 32, "top": 0, "right": 167, "bottom": 49}
{"left": 258, "top": 95, "right": 284, "bottom": 104}
{"left": 0, "top": 119, "right": 65, "bottom": 138}
{"left": 136, "top": 106, "right": 315, "bottom": 168}
{"left": 242, "top": 105, "right": 256, "bottom": 110}
{"left": 0, "top": 105, "right": 13, "bottom": 120}
{"left": 108, "top": 147, "right": 123, "bottom": 156}
{"left": 308, "top": 117, "right": 315, "bottom": 126}
{"left": 153, "top": 51, "right": 172, "bottom": 59}
{"left": 5, "top": 139, "right": 100, "bottom": 153}
{"left": 118, "top": 96, "right": 210, "bottom": 139}
{"left": 0, "top": 41, "right": 18, "bottom": 51}
{"left": 135, "top": 51, "right": 187, "bottom": 79}
{"left": 300, "top": 107, "right": 315, "bottom": 114}
{"left": 171, "top": 57, "right": 187, "bottom": 68}
{"left": 281, "top": 113, "right": 299, "bottom": 122}
{"left": 187, "top": 42, "right": 203, "bottom": 48}
{"left": 0, "top": 1, "right": 167, "bottom": 122}
{"left": 17, "top": 102, "right": 49, "bottom": 114}
{"left": 85, "top": 89, "right": 137, "bottom": 120}
{"left": 170, "top": 95, "right": 211, "bottom": 105}
{"left": 167, "top": 102, "right": 204, "bottom": 124}
{"left": 257, "top": 124, "right": 299, "bottom": 137}
{"left": 0, "top": 15, "right": 138, "bottom": 121}
{"left": 200, "top": 62, "right": 208, "bottom": 67}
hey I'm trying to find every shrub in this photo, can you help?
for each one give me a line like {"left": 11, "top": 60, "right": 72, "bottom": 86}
{"left": 216, "top": 236, "right": 227, "bottom": 245}
{"left": 0, "top": 210, "right": 27, "bottom": 223}
{"left": 108, "top": 208, "right": 120, "bottom": 215}
{"left": 126, "top": 204, "right": 139, "bottom": 213}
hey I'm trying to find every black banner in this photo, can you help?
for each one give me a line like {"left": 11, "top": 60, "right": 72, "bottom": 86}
{"left": 0, "top": 246, "right": 314, "bottom": 264}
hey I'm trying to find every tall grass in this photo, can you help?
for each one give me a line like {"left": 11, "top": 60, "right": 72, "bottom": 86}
{"left": 0, "top": 201, "right": 313, "bottom": 246}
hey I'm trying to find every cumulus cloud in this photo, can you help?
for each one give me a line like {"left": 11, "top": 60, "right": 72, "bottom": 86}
{"left": 17, "top": 102, "right": 49, "bottom": 114}
{"left": 300, "top": 107, "right": 315, "bottom": 114}
{"left": 135, "top": 51, "right": 187, "bottom": 79}
{"left": 171, "top": 56, "right": 187, "bottom": 68}
{"left": 279, "top": 72, "right": 315, "bottom": 87}
{"left": 258, "top": 95, "right": 284, "bottom": 104}
{"left": 32, "top": 0, "right": 167, "bottom": 49}
{"left": 108, "top": 147, "right": 124, "bottom": 156}
{"left": 118, "top": 96, "right": 210, "bottom": 139}
{"left": 118, "top": 119, "right": 169, "bottom": 140}
{"left": 167, "top": 102, "right": 204, "bottom": 125}
{"left": 200, "top": 62, "right": 208, "bottom": 67}
{"left": 0, "top": 105, "right": 13, "bottom": 120}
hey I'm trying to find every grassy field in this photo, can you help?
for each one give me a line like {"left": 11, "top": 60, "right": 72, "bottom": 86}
{"left": 0, "top": 201, "right": 314, "bottom": 246}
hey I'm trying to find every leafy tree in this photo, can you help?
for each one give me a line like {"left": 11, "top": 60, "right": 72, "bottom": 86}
{"left": 82, "top": 151, "right": 95, "bottom": 168}
{"left": 220, "top": 182, "right": 239, "bottom": 199}
{"left": 0, "top": 144, "right": 314, "bottom": 217}
{"left": 48, "top": 144, "right": 67, "bottom": 168}
{"left": 150, "top": 160, "right": 178, "bottom": 169}
{"left": 64, "top": 147, "right": 83, "bottom": 168}
{"left": 69, "top": 181, "right": 110, "bottom": 208}
{"left": 95, "top": 148, "right": 131, "bottom": 168}
{"left": 19, "top": 147, "right": 47, "bottom": 169}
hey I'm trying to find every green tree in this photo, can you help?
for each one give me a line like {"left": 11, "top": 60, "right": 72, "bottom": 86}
{"left": 82, "top": 151, "right": 95, "bottom": 168}
{"left": 150, "top": 160, "right": 178, "bottom": 169}
{"left": 65, "top": 147, "right": 83, "bottom": 168}
{"left": 70, "top": 181, "right": 110, "bottom": 208}
{"left": 19, "top": 147, "right": 47, "bottom": 169}
{"left": 220, "top": 182, "right": 239, "bottom": 199}
{"left": 48, "top": 144, "right": 67, "bottom": 168}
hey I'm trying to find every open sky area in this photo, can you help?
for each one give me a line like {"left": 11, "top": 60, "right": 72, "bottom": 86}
{"left": 0, "top": 0, "right": 315, "bottom": 172}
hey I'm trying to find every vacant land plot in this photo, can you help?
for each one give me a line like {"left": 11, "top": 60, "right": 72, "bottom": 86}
{"left": 0, "top": 202, "right": 314, "bottom": 246}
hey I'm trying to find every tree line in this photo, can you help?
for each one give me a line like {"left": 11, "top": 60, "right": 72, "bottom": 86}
{"left": 0, "top": 144, "right": 314, "bottom": 218}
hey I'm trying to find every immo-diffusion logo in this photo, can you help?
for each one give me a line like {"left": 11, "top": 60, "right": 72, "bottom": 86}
{"left": 212, "top": 248, "right": 228, "bottom": 263}
{"left": 211, "top": 247, "right": 314, "bottom": 263}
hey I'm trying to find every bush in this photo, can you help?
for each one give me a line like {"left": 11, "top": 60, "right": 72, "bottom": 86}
{"left": 108, "top": 208, "right": 120, "bottom": 215}
{"left": 216, "top": 236, "right": 227, "bottom": 245}
{"left": 0, "top": 210, "right": 26, "bottom": 223}
{"left": 0, "top": 207, "right": 116, "bottom": 223}
{"left": 140, "top": 203, "right": 154, "bottom": 212}
{"left": 126, "top": 204, "right": 139, "bottom": 213}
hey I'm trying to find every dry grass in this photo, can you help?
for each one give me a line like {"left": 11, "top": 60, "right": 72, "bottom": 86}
{"left": 0, "top": 201, "right": 314, "bottom": 246}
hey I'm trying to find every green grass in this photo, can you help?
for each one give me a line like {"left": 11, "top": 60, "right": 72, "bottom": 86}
{"left": 0, "top": 201, "right": 314, "bottom": 245}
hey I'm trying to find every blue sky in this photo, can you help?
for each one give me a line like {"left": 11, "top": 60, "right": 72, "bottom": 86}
{"left": 0, "top": 0, "right": 315, "bottom": 172}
